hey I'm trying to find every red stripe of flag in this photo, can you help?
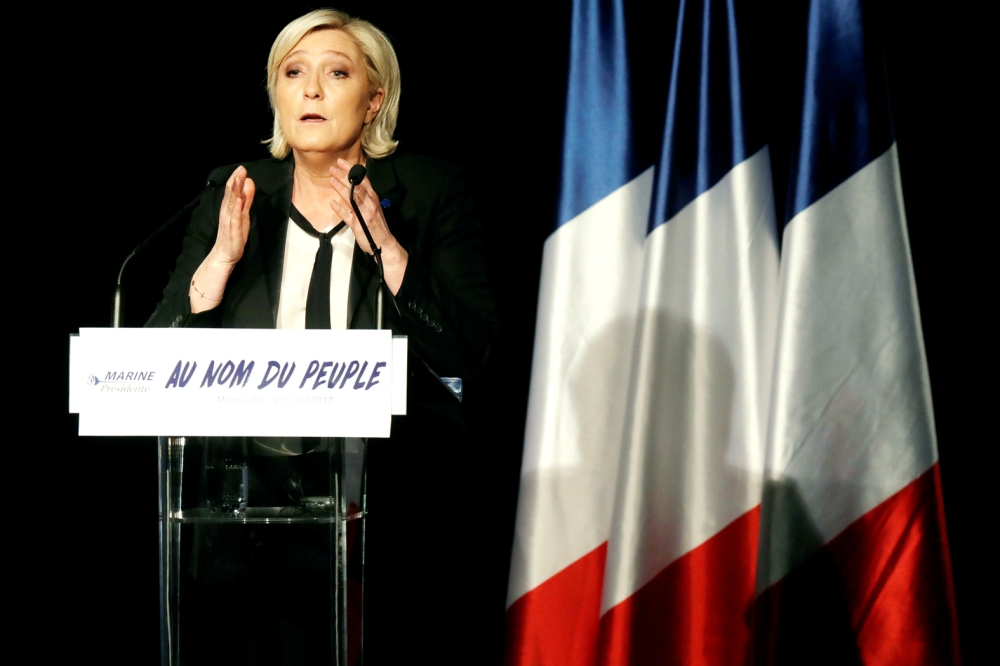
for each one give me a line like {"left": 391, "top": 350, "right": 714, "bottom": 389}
{"left": 598, "top": 508, "right": 760, "bottom": 666}
{"left": 753, "top": 463, "right": 960, "bottom": 666}
{"left": 505, "top": 544, "right": 608, "bottom": 666}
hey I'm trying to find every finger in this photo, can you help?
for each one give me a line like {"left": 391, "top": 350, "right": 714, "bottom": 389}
{"left": 359, "top": 176, "right": 378, "bottom": 200}
{"left": 330, "top": 162, "right": 351, "bottom": 188}
{"left": 231, "top": 166, "right": 246, "bottom": 200}
{"left": 343, "top": 178, "right": 381, "bottom": 224}
{"left": 330, "top": 198, "right": 352, "bottom": 227}
{"left": 242, "top": 174, "right": 255, "bottom": 196}
{"left": 233, "top": 195, "right": 246, "bottom": 225}
{"left": 331, "top": 160, "right": 350, "bottom": 177}
{"left": 333, "top": 158, "right": 369, "bottom": 193}
{"left": 359, "top": 180, "right": 388, "bottom": 223}
{"left": 358, "top": 179, "right": 387, "bottom": 225}
{"left": 225, "top": 169, "right": 244, "bottom": 218}
{"left": 225, "top": 166, "right": 241, "bottom": 190}
{"left": 335, "top": 158, "right": 356, "bottom": 178}
{"left": 231, "top": 185, "right": 243, "bottom": 214}
{"left": 328, "top": 172, "right": 353, "bottom": 203}
{"left": 329, "top": 160, "right": 350, "bottom": 182}
{"left": 241, "top": 178, "right": 256, "bottom": 218}
{"left": 223, "top": 173, "right": 236, "bottom": 209}
{"left": 329, "top": 187, "right": 353, "bottom": 221}
{"left": 329, "top": 194, "right": 373, "bottom": 253}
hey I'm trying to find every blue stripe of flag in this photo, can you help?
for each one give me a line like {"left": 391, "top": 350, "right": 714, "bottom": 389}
{"left": 781, "top": 0, "right": 894, "bottom": 224}
{"left": 648, "top": 0, "right": 764, "bottom": 234}
{"left": 556, "top": 0, "right": 633, "bottom": 229}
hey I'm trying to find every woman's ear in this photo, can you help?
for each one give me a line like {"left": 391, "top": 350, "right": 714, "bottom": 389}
{"left": 366, "top": 88, "right": 385, "bottom": 124}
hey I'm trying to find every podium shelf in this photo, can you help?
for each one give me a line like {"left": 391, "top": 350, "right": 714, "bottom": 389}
{"left": 173, "top": 506, "right": 365, "bottom": 524}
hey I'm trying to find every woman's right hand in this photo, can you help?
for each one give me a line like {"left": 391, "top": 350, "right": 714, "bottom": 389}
{"left": 190, "top": 166, "right": 256, "bottom": 312}
{"left": 213, "top": 166, "right": 256, "bottom": 264}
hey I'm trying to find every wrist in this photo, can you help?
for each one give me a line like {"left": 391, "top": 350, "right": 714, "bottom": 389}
{"left": 207, "top": 249, "right": 239, "bottom": 273}
{"left": 190, "top": 251, "right": 235, "bottom": 313}
{"left": 380, "top": 240, "right": 408, "bottom": 271}
{"left": 381, "top": 241, "right": 408, "bottom": 296}
{"left": 191, "top": 278, "right": 223, "bottom": 303}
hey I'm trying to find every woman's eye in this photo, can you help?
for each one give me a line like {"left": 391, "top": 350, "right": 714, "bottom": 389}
{"left": 331, "top": 70, "right": 347, "bottom": 78}
{"left": 285, "top": 68, "right": 302, "bottom": 77}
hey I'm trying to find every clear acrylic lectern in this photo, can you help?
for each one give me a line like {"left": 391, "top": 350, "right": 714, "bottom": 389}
{"left": 159, "top": 435, "right": 368, "bottom": 666}
{"left": 70, "top": 327, "right": 405, "bottom": 666}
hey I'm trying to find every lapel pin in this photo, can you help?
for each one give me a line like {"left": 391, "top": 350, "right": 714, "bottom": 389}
{"left": 380, "top": 197, "right": 391, "bottom": 209}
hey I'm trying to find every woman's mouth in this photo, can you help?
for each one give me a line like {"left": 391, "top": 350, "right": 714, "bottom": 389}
{"left": 300, "top": 114, "right": 326, "bottom": 122}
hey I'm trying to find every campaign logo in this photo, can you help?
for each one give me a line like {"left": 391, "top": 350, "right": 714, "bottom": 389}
{"left": 87, "top": 370, "right": 156, "bottom": 393}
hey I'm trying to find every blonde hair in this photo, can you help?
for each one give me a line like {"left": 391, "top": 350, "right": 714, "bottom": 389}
{"left": 265, "top": 9, "right": 400, "bottom": 159}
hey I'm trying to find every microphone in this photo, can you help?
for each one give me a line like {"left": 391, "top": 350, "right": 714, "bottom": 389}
{"left": 112, "top": 170, "right": 227, "bottom": 327}
{"left": 346, "top": 164, "right": 400, "bottom": 327}
{"left": 348, "top": 164, "right": 366, "bottom": 186}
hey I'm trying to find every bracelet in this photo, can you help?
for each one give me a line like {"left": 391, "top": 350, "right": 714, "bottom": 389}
{"left": 191, "top": 279, "right": 223, "bottom": 302}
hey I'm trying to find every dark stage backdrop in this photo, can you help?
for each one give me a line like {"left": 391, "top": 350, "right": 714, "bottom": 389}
{"left": 46, "top": 1, "right": 985, "bottom": 662}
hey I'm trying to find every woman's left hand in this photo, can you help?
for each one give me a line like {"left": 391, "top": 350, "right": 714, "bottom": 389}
{"left": 330, "top": 158, "right": 408, "bottom": 294}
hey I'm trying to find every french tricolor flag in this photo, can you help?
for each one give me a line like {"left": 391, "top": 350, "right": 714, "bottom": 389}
{"left": 599, "top": 0, "right": 777, "bottom": 662}
{"left": 505, "top": 1, "right": 959, "bottom": 665}
{"left": 753, "top": 1, "right": 960, "bottom": 664}
{"left": 506, "top": 0, "right": 647, "bottom": 661}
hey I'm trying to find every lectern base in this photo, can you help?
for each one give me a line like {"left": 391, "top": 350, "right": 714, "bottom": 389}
{"left": 159, "top": 437, "right": 365, "bottom": 666}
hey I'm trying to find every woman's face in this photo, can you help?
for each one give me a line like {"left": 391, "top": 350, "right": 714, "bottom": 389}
{"left": 275, "top": 29, "right": 383, "bottom": 158}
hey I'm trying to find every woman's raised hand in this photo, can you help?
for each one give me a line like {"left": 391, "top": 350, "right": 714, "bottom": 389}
{"left": 189, "top": 166, "right": 255, "bottom": 312}
{"left": 329, "top": 158, "right": 408, "bottom": 294}
{"left": 214, "top": 166, "right": 256, "bottom": 264}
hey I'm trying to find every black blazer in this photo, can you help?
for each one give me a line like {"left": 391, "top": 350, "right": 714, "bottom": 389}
{"left": 147, "top": 151, "right": 499, "bottom": 419}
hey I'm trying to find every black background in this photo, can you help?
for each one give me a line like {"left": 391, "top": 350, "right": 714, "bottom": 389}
{"left": 40, "top": 1, "right": 986, "bottom": 663}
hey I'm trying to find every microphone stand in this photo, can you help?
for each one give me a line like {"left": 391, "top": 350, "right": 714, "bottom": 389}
{"left": 348, "top": 179, "right": 400, "bottom": 330}
{"left": 348, "top": 166, "right": 461, "bottom": 410}
{"left": 347, "top": 175, "right": 457, "bottom": 407}
{"left": 347, "top": 171, "right": 401, "bottom": 656}
{"left": 113, "top": 186, "right": 214, "bottom": 328}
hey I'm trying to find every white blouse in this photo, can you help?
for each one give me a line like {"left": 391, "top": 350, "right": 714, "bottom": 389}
{"left": 275, "top": 218, "right": 356, "bottom": 330}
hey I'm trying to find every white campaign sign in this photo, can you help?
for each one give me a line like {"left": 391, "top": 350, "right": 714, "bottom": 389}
{"left": 69, "top": 328, "right": 407, "bottom": 437}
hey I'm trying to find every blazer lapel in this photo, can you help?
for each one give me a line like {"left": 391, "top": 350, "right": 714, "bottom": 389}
{"left": 348, "top": 243, "right": 378, "bottom": 329}
{"left": 259, "top": 185, "right": 292, "bottom": 325}
{"left": 249, "top": 159, "right": 294, "bottom": 325}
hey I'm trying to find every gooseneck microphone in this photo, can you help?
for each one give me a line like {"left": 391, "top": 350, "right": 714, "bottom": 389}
{"left": 112, "top": 171, "right": 227, "bottom": 327}
{"left": 348, "top": 164, "right": 458, "bottom": 403}
{"left": 347, "top": 164, "right": 400, "bottom": 328}
{"left": 347, "top": 164, "right": 381, "bottom": 268}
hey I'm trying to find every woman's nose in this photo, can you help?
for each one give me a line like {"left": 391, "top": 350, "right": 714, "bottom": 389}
{"left": 304, "top": 71, "right": 323, "bottom": 99}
